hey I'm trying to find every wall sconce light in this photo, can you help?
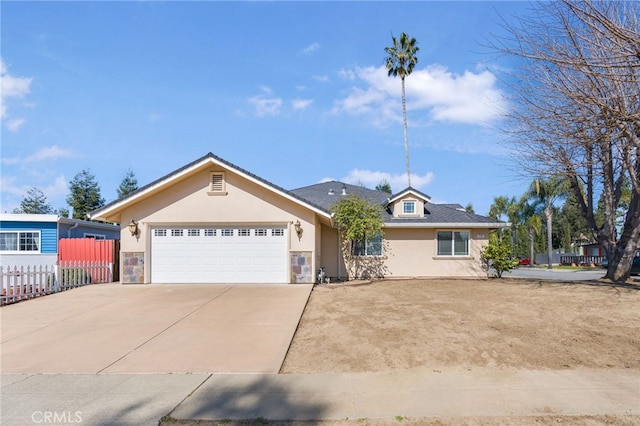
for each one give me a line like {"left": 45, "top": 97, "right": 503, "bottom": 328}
{"left": 127, "top": 219, "right": 138, "bottom": 237}
{"left": 294, "top": 219, "right": 303, "bottom": 239}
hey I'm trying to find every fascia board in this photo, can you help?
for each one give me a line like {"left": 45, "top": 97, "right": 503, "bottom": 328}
{"left": 383, "top": 222, "right": 511, "bottom": 229}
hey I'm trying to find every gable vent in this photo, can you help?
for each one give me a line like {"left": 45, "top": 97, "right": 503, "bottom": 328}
{"left": 209, "top": 172, "right": 226, "bottom": 195}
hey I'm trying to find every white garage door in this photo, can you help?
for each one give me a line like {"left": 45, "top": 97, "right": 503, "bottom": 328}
{"left": 151, "top": 226, "right": 287, "bottom": 283}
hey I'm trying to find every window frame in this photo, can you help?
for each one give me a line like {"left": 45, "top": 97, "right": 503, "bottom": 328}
{"left": 83, "top": 233, "right": 106, "bottom": 240}
{"left": 436, "top": 230, "right": 470, "bottom": 257}
{"left": 353, "top": 232, "right": 383, "bottom": 257}
{"left": 0, "top": 230, "right": 41, "bottom": 253}
{"left": 402, "top": 200, "right": 416, "bottom": 215}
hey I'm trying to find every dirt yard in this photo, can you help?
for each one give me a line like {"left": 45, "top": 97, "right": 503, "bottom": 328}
{"left": 281, "top": 278, "right": 640, "bottom": 373}
{"left": 168, "top": 278, "right": 640, "bottom": 426}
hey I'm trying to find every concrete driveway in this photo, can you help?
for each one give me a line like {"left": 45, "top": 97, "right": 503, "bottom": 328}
{"left": 0, "top": 283, "right": 312, "bottom": 374}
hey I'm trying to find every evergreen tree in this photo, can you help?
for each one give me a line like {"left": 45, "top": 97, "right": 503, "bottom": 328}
{"left": 13, "top": 187, "right": 53, "bottom": 214}
{"left": 117, "top": 168, "right": 139, "bottom": 199}
{"left": 375, "top": 179, "right": 392, "bottom": 194}
{"left": 66, "top": 169, "right": 105, "bottom": 220}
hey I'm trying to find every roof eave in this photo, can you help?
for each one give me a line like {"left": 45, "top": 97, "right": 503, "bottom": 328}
{"left": 89, "top": 154, "right": 332, "bottom": 221}
{"left": 383, "top": 222, "right": 510, "bottom": 228}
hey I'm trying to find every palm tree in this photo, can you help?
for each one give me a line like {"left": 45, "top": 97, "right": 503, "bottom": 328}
{"left": 385, "top": 32, "right": 419, "bottom": 188}
{"left": 489, "top": 195, "right": 519, "bottom": 250}
{"left": 528, "top": 176, "right": 569, "bottom": 269}
{"left": 518, "top": 196, "right": 543, "bottom": 267}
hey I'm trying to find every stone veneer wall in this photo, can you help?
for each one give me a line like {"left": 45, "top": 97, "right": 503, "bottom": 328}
{"left": 290, "top": 251, "right": 312, "bottom": 283}
{"left": 122, "top": 252, "right": 144, "bottom": 284}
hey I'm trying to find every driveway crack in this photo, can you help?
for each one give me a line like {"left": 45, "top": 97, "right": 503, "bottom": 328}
{"left": 97, "top": 286, "right": 235, "bottom": 373}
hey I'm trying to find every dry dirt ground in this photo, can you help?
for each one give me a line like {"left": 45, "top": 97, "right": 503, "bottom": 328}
{"left": 281, "top": 278, "right": 640, "bottom": 373}
{"left": 168, "top": 278, "right": 640, "bottom": 426}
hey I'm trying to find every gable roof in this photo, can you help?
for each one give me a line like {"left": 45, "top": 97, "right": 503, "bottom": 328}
{"left": 291, "top": 181, "right": 508, "bottom": 229}
{"left": 387, "top": 187, "right": 431, "bottom": 204}
{"left": 89, "top": 152, "right": 331, "bottom": 222}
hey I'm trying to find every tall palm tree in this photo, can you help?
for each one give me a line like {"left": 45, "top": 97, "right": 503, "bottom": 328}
{"left": 385, "top": 32, "right": 419, "bottom": 188}
{"left": 528, "top": 176, "right": 569, "bottom": 269}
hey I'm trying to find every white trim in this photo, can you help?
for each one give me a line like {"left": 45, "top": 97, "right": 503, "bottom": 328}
{"left": 436, "top": 229, "right": 470, "bottom": 257}
{"left": 387, "top": 189, "right": 430, "bottom": 204}
{"left": 90, "top": 156, "right": 331, "bottom": 220}
{"left": 384, "top": 222, "right": 509, "bottom": 229}
{"left": 0, "top": 214, "right": 59, "bottom": 223}
{"left": 0, "top": 230, "right": 42, "bottom": 254}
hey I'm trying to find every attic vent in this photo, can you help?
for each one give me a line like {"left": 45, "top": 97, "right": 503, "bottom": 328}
{"left": 208, "top": 172, "right": 227, "bottom": 195}
{"left": 328, "top": 188, "right": 335, "bottom": 195}
{"left": 341, "top": 184, "right": 347, "bottom": 195}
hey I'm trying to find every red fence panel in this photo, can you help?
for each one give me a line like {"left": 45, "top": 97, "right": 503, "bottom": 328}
{"left": 58, "top": 238, "right": 114, "bottom": 262}
{"left": 58, "top": 239, "right": 120, "bottom": 282}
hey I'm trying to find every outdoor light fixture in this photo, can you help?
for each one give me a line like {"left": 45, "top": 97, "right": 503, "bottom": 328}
{"left": 128, "top": 219, "right": 138, "bottom": 236}
{"left": 294, "top": 220, "right": 303, "bottom": 239}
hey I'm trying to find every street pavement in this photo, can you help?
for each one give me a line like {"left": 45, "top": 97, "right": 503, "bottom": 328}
{"left": 504, "top": 266, "right": 608, "bottom": 281}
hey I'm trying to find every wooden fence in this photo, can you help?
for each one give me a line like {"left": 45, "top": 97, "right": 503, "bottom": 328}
{"left": 59, "top": 238, "right": 120, "bottom": 282}
{"left": 0, "top": 261, "right": 113, "bottom": 305}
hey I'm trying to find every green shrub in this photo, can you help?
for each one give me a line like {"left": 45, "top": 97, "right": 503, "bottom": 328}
{"left": 480, "top": 235, "right": 519, "bottom": 278}
{"left": 61, "top": 268, "right": 92, "bottom": 285}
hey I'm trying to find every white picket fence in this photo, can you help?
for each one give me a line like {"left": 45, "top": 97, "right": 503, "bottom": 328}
{"left": 0, "top": 261, "right": 113, "bottom": 305}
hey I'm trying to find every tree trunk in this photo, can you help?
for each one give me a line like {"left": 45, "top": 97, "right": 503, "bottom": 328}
{"left": 529, "top": 227, "right": 535, "bottom": 268}
{"left": 545, "top": 205, "right": 553, "bottom": 269}
{"left": 401, "top": 76, "right": 411, "bottom": 188}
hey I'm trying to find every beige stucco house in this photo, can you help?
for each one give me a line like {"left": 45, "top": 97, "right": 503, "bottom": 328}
{"left": 89, "top": 153, "right": 508, "bottom": 284}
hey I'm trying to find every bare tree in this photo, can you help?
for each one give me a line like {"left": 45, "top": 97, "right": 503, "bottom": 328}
{"left": 494, "top": 0, "right": 640, "bottom": 282}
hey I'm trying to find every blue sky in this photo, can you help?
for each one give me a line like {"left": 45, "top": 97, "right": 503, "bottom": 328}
{"left": 1, "top": 1, "right": 533, "bottom": 217}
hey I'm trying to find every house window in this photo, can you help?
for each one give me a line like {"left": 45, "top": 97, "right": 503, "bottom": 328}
{"left": 353, "top": 233, "right": 383, "bottom": 256}
{"left": 171, "top": 229, "right": 184, "bottom": 237}
{"left": 0, "top": 231, "right": 40, "bottom": 253}
{"left": 154, "top": 229, "right": 167, "bottom": 237}
{"left": 238, "top": 229, "right": 251, "bottom": 237}
{"left": 272, "top": 229, "right": 285, "bottom": 237}
{"left": 403, "top": 201, "right": 416, "bottom": 214}
{"left": 188, "top": 229, "right": 200, "bottom": 237}
{"left": 437, "top": 231, "right": 470, "bottom": 256}
{"left": 221, "top": 229, "right": 234, "bottom": 237}
{"left": 204, "top": 229, "right": 216, "bottom": 237}
{"left": 208, "top": 172, "right": 227, "bottom": 194}
{"left": 256, "top": 229, "right": 268, "bottom": 236}
{"left": 83, "top": 233, "right": 105, "bottom": 239}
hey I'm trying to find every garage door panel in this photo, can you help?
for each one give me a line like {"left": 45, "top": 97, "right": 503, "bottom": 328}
{"left": 151, "top": 226, "right": 287, "bottom": 283}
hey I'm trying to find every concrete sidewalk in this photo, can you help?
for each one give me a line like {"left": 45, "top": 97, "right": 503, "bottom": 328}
{"left": 2, "top": 368, "right": 639, "bottom": 425}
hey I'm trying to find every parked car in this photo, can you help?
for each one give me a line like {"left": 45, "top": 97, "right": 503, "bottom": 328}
{"left": 518, "top": 257, "right": 531, "bottom": 266}
{"left": 601, "top": 253, "right": 640, "bottom": 275}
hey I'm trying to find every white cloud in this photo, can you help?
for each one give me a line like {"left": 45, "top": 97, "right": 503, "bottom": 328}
{"left": 292, "top": 98, "right": 313, "bottom": 110}
{"left": 0, "top": 59, "right": 33, "bottom": 129}
{"left": 5, "top": 118, "right": 26, "bottom": 132}
{"left": 1, "top": 145, "right": 75, "bottom": 165}
{"left": 248, "top": 95, "right": 282, "bottom": 117}
{"left": 42, "top": 175, "right": 68, "bottom": 199}
{"left": 323, "top": 169, "right": 434, "bottom": 192}
{"left": 313, "top": 75, "right": 329, "bottom": 83}
{"left": 301, "top": 42, "right": 320, "bottom": 55}
{"left": 0, "top": 174, "right": 67, "bottom": 213}
{"left": 332, "top": 64, "right": 507, "bottom": 126}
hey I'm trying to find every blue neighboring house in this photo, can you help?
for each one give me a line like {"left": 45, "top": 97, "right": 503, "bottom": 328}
{"left": 0, "top": 214, "right": 120, "bottom": 270}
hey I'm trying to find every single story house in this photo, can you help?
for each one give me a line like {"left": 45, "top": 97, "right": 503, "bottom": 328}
{"left": 89, "top": 152, "right": 508, "bottom": 284}
{"left": 0, "top": 214, "right": 120, "bottom": 270}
